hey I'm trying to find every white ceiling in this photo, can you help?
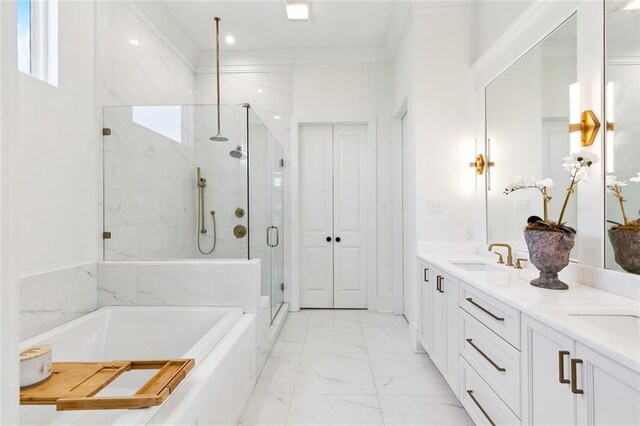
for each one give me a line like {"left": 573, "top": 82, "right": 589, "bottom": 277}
{"left": 160, "top": 1, "right": 410, "bottom": 53}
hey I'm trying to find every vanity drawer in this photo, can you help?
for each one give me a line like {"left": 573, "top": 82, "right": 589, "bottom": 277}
{"left": 460, "top": 283, "right": 520, "bottom": 349}
{"left": 460, "top": 309, "right": 521, "bottom": 416}
{"left": 460, "top": 357, "right": 521, "bottom": 426}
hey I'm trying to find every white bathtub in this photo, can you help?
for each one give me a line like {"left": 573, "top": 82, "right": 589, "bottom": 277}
{"left": 19, "top": 306, "right": 256, "bottom": 425}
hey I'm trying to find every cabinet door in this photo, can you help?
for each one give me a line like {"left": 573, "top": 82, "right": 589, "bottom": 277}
{"left": 575, "top": 343, "right": 640, "bottom": 425}
{"left": 441, "top": 273, "right": 459, "bottom": 396}
{"left": 419, "top": 260, "right": 432, "bottom": 352}
{"left": 521, "top": 315, "right": 576, "bottom": 426}
{"left": 430, "top": 268, "right": 447, "bottom": 373}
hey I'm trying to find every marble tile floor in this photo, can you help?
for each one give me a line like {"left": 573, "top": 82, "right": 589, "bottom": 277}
{"left": 238, "top": 309, "right": 473, "bottom": 425}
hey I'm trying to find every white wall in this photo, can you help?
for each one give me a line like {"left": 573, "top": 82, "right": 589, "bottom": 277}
{"left": 17, "top": 0, "right": 98, "bottom": 339}
{"left": 17, "top": 1, "right": 96, "bottom": 277}
{"left": 470, "top": 0, "right": 534, "bottom": 64}
{"left": 292, "top": 62, "right": 395, "bottom": 312}
{"left": 394, "top": 7, "right": 476, "bottom": 245}
{"left": 392, "top": 5, "right": 476, "bottom": 347}
{"left": 1, "top": 1, "right": 21, "bottom": 421}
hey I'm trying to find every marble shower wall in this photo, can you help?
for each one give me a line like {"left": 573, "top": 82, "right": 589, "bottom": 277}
{"left": 196, "top": 72, "right": 293, "bottom": 298}
{"left": 102, "top": 104, "right": 251, "bottom": 260}
{"left": 103, "top": 106, "right": 197, "bottom": 260}
{"left": 96, "top": 0, "right": 197, "bottom": 261}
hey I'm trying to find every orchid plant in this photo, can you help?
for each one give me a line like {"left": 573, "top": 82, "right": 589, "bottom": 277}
{"left": 607, "top": 169, "right": 640, "bottom": 228}
{"left": 504, "top": 150, "right": 599, "bottom": 234}
{"left": 504, "top": 177, "right": 554, "bottom": 221}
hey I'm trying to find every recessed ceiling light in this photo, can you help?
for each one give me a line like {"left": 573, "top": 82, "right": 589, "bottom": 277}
{"left": 273, "top": 115, "right": 281, "bottom": 120}
{"left": 129, "top": 39, "right": 140, "bottom": 46}
{"left": 257, "top": 88, "right": 264, "bottom": 93}
{"left": 286, "top": 3, "right": 309, "bottom": 21}
{"left": 624, "top": 0, "right": 640, "bottom": 9}
{"left": 225, "top": 35, "right": 235, "bottom": 45}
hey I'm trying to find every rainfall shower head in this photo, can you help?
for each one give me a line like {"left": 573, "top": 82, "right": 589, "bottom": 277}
{"left": 229, "top": 146, "right": 246, "bottom": 159}
{"left": 210, "top": 134, "right": 229, "bottom": 142}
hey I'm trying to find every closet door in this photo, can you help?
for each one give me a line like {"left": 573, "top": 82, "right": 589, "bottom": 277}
{"left": 333, "top": 125, "right": 367, "bottom": 308}
{"left": 300, "top": 126, "right": 334, "bottom": 308}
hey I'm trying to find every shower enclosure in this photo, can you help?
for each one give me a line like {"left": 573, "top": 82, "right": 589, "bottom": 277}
{"left": 102, "top": 104, "right": 284, "bottom": 319}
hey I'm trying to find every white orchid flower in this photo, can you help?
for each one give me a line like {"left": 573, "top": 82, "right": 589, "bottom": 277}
{"left": 606, "top": 175, "right": 627, "bottom": 187}
{"left": 630, "top": 171, "right": 640, "bottom": 184}
{"left": 536, "top": 178, "right": 554, "bottom": 188}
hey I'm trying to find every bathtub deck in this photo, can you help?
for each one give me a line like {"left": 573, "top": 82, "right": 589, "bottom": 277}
{"left": 238, "top": 309, "right": 473, "bottom": 426}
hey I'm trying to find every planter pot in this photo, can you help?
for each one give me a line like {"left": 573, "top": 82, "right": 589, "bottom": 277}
{"left": 524, "top": 230, "right": 575, "bottom": 290}
{"left": 608, "top": 229, "right": 640, "bottom": 275}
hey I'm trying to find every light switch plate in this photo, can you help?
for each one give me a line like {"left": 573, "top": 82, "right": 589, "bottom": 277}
{"left": 428, "top": 199, "right": 444, "bottom": 213}
{"left": 515, "top": 198, "right": 530, "bottom": 212}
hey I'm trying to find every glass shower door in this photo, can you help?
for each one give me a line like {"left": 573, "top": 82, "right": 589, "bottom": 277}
{"left": 269, "top": 134, "right": 284, "bottom": 318}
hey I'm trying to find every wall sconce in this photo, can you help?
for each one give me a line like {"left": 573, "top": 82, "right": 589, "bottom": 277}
{"left": 568, "top": 82, "right": 601, "bottom": 148}
{"left": 606, "top": 82, "right": 615, "bottom": 173}
{"left": 568, "top": 110, "right": 601, "bottom": 147}
{"left": 470, "top": 154, "right": 486, "bottom": 175}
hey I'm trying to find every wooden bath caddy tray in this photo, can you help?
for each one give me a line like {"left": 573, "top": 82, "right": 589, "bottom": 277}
{"left": 20, "top": 359, "right": 194, "bottom": 411}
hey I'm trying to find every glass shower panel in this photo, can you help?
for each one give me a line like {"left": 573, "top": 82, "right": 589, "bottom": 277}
{"left": 103, "top": 104, "right": 249, "bottom": 260}
{"left": 269, "top": 133, "right": 285, "bottom": 317}
{"left": 248, "top": 110, "right": 284, "bottom": 320}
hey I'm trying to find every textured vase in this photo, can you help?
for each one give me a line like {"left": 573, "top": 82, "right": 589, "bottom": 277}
{"left": 608, "top": 230, "right": 640, "bottom": 275}
{"left": 524, "top": 230, "right": 575, "bottom": 290}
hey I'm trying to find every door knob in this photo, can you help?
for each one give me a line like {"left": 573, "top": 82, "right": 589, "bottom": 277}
{"left": 326, "top": 237, "right": 332, "bottom": 242}
{"left": 335, "top": 237, "right": 341, "bottom": 242}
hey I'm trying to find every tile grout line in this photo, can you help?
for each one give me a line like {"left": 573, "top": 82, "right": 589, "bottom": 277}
{"left": 359, "top": 311, "right": 387, "bottom": 426}
{"left": 283, "top": 312, "right": 310, "bottom": 426}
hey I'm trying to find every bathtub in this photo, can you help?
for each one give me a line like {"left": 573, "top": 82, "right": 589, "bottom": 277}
{"left": 19, "top": 306, "right": 256, "bottom": 425}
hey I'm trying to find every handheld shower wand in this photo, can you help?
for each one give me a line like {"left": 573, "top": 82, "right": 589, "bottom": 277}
{"left": 196, "top": 167, "right": 217, "bottom": 255}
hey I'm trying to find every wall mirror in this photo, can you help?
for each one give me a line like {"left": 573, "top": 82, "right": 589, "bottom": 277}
{"left": 485, "top": 15, "right": 578, "bottom": 255}
{"left": 604, "top": 0, "right": 640, "bottom": 275}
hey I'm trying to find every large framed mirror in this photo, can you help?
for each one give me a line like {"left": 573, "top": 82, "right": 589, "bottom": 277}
{"left": 485, "top": 14, "right": 578, "bottom": 255}
{"left": 604, "top": 0, "right": 640, "bottom": 275}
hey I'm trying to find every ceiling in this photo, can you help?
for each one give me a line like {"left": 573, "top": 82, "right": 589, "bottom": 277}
{"left": 160, "top": 1, "right": 410, "bottom": 53}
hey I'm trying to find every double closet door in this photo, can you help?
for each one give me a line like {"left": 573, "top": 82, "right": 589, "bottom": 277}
{"left": 300, "top": 125, "right": 368, "bottom": 309}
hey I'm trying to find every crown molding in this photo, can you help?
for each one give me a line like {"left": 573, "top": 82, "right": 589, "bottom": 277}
{"left": 125, "top": 1, "right": 199, "bottom": 73}
{"left": 197, "top": 64, "right": 293, "bottom": 74}
{"left": 470, "top": 0, "right": 582, "bottom": 90}
{"left": 608, "top": 56, "right": 640, "bottom": 66}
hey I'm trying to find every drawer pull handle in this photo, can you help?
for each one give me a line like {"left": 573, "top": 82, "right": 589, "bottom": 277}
{"left": 424, "top": 268, "right": 429, "bottom": 282}
{"left": 571, "top": 358, "right": 584, "bottom": 394}
{"left": 436, "top": 276, "right": 441, "bottom": 292}
{"left": 465, "top": 298, "right": 505, "bottom": 322}
{"left": 558, "top": 351, "right": 570, "bottom": 384}
{"left": 438, "top": 276, "right": 445, "bottom": 293}
{"left": 466, "top": 390, "right": 496, "bottom": 426}
{"left": 466, "top": 339, "right": 506, "bottom": 372}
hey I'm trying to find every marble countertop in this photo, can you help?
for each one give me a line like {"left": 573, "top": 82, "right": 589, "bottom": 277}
{"left": 417, "top": 251, "right": 640, "bottom": 372}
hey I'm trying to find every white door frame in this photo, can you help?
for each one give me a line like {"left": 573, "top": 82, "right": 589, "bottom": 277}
{"left": 291, "top": 116, "right": 377, "bottom": 311}
{"left": 393, "top": 93, "right": 421, "bottom": 349}
{"left": 1, "top": 1, "right": 21, "bottom": 422}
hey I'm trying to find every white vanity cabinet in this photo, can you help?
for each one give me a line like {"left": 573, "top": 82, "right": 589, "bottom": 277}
{"left": 418, "top": 259, "right": 432, "bottom": 353}
{"left": 418, "top": 256, "right": 639, "bottom": 425}
{"left": 418, "top": 260, "right": 459, "bottom": 396}
{"left": 522, "top": 315, "right": 640, "bottom": 426}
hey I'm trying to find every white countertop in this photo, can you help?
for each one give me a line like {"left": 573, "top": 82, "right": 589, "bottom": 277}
{"left": 417, "top": 251, "right": 640, "bottom": 372}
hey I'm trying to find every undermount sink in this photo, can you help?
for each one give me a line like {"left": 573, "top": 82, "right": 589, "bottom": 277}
{"left": 557, "top": 308, "right": 640, "bottom": 343}
{"left": 451, "top": 262, "right": 502, "bottom": 272}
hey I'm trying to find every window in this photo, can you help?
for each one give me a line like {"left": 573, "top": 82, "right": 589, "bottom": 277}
{"left": 17, "top": 0, "right": 58, "bottom": 86}
{"left": 132, "top": 106, "right": 183, "bottom": 144}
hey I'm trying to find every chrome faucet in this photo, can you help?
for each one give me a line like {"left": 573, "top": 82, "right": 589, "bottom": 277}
{"left": 488, "top": 243, "right": 514, "bottom": 267}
